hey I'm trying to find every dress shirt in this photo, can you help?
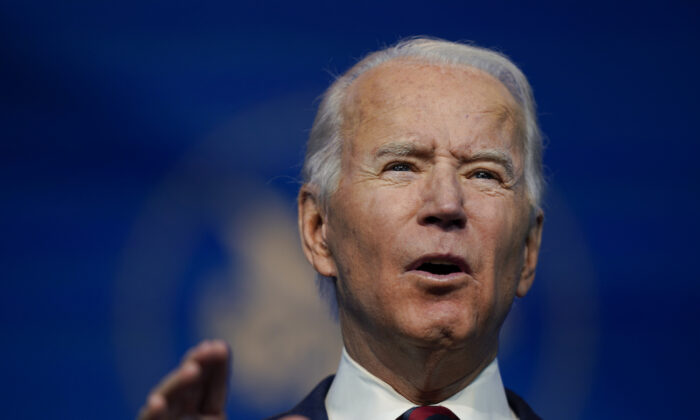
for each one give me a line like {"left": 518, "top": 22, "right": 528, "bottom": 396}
{"left": 325, "top": 347, "right": 517, "bottom": 420}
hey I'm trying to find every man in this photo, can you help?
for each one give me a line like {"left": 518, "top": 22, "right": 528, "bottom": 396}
{"left": 139, "top": 37, "right": 545, "bottom": 420}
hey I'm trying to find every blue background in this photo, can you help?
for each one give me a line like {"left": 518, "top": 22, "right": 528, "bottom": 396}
{"left": 2, "top": 1, "right": 699, "bottom": 419}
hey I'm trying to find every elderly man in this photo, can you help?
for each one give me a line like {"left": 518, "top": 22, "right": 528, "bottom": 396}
{"left": 139, "top": 37, "right": 544, "bottom": 420}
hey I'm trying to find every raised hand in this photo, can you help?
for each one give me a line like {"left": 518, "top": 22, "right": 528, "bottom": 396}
{"left": 138, "top": 340, "right": 230, "bottom": 420}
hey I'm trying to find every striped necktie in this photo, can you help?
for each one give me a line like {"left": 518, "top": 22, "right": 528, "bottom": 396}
{"left": 397, "top": 405, "right": 460, "bottom": 420}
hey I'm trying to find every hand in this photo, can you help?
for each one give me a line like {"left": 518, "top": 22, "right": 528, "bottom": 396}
{"left": 138, "top": 340, "right": 230, "bottom": 420}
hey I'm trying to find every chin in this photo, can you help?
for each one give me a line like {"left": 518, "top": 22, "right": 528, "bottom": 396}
{"left": 403, "top": 317, "right": 480, "bottom": 350}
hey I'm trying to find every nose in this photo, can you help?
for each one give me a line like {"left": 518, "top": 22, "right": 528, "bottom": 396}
{"left": 417, "top": 167, "right": 467, "bottom": 230}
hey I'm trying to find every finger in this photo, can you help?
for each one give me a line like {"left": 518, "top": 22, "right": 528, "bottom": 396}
{"left": 160, "top": 340, "right": 228, "bottom": 415}
{"left": 151, "top": 354, "right": 199, "bottom": 399}
{"left": 193, "top": 340, "right": 230, "bottom": 414}
{"left": 162, "top": 360, "right": 204, "bottom": 415}
{"left": 145, "top": 345, "right": 207, "bottom": 417}
{"left": 138, "top": 340, "right": 229, "bottom": 419}
{"left": 137, "top": 392, "right": 166, "bottom": 420}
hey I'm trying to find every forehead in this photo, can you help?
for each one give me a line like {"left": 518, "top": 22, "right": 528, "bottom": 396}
{"left": 341, "top": 59, "right": 523, "bottom": 153}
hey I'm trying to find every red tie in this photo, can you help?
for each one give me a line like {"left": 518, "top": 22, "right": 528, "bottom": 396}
{"left": 397, "top": 405, "right": 460, "bottom": 420}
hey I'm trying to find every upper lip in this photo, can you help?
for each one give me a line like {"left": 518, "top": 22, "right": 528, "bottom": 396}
{"left": 406, "top": 253, "right": 470, "bottom": 274}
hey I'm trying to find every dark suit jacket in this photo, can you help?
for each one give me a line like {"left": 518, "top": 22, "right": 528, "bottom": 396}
{"left": 266, "top": 375, "right": 541, "bottom": 420}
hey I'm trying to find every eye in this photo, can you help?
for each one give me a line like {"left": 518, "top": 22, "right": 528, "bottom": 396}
{"left": 471, "top": 170, "right": 498, "bottom": 180}
{"left": 385, "top": 162, "right": 414, "bottom": 172}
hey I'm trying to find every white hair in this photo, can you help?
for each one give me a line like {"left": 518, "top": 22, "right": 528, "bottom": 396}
{"left": 301, "top": 37, "right": 545, "bottom": 312}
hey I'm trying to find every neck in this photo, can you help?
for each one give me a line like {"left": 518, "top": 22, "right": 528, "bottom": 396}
{"left": 341, "top": 317, "right": 499, "bottom": 405}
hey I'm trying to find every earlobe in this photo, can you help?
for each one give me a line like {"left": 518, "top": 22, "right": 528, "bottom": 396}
{"left": 516, "top": 210, "right": 544, "bottom": 297}
{"left": 298, "top": 185, "right": 337, "bottom": 278}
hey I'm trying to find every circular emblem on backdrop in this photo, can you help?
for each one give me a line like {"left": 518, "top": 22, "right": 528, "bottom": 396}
{"left": 113, "top": 92, "right": 598, "bottom": 419}
{"left": 113, "top": 91, "right": 342, "bottom": 416}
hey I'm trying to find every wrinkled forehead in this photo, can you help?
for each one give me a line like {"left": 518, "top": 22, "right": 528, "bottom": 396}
{"left": 340, "top": 58, "right": 526, "bottom": 151}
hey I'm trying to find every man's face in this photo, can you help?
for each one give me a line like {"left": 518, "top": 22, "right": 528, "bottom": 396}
{"left": 306, "top": 60, "right": 542, "bottom": 356}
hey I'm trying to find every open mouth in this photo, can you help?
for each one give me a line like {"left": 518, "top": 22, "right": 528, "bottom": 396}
{"left": 416, "top": 262, "right": 462, "bottom": 275}
{"left": 408, "top": 255, "right": 469, "bottom": 276}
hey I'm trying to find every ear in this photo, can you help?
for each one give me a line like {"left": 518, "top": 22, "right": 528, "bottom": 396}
{"left": 516, "top": 209, "right": 544, "bottom": 298}
{"left": 298, "top": 185, "right": 337, "bottom": 278}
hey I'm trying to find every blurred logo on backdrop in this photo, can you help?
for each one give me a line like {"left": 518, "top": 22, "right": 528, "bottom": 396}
{"left": 113, "top": 92, "right": 342, "bottom": 414}
{"left": 113, "top": 92, "right": 599, "bottom": 418}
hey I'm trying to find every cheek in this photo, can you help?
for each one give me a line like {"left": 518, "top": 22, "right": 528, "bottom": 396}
{"left": 345, "top": 183, "right": 417, "bottom": 235}
{"left": 469, "top": 200, "right": 527, "bottom": 284}
{"left": 326, "top": 192, "right": 393, "bottom": 278}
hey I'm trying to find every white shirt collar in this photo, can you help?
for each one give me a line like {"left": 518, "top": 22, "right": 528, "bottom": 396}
{"left": 325, "top": 347, "right": 517, "bottom": 420}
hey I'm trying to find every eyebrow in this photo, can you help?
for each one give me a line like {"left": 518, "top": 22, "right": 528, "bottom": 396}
{"left": 374, "top": 141, "right": 515, "bottom": 178}
{"left": 467, "top": 150, "right": 515, "bottom": 179}
{"left": 375, "top": 141, "right": 433, "bottom": 158}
